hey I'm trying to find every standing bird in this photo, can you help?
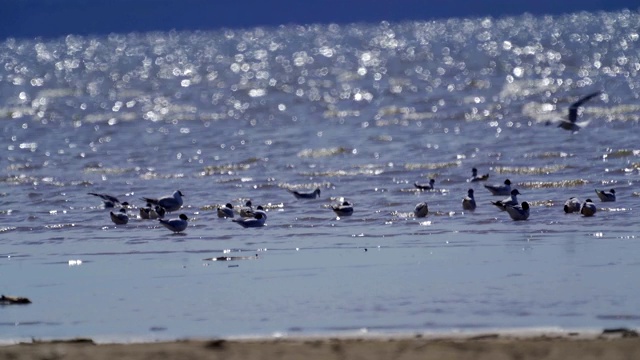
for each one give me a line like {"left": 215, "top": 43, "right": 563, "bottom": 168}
{"left": 563, "top": 197, "right": 582, "bottom": 213}
{"left": 469, "top": 168, "right": 489, "bottom": 182}
{"left": 140, "top": 190, "right": 184, "bottom": 212}
{"left": 491, "top": 189, "right": 521, "bottom": 211}
{"left": 414, "top": 178, "right": 435, "bottom": 191}
{"left": 331, "top": 201, "right": 354, "bottom": 217}
{"left": 484, "top": 179, "right": 512, "bottom": 196}
{"left": 158, "top": 214, "right": 189, "bottom": 233}
{"left": 595, "top": 189, "right": 616, "bottom": 202}
{"left": 288, "top": 187, "right": 321, "bottom": 199}
{"left": 506, "top": 202, "right": 530, "bottom": 221}
{"left": 414, "top": 201, "right": 429, "bottom": 218}
{"left": 217, "top": 203, "right": 235, "bottom": 218}
{"left": 109, "top": 208, "right": 129, "bottom": 225}
{"left": 88, "top": 192, "right": 128, "bottom": 208}
{"left": 462, "top": 189, "right": 476, "bottom": 211}
{"left": 580, "top": 199, "right": 597, "bottom": 217}
{"left": 549, "top": 91, "right": 602, "bottom": 132}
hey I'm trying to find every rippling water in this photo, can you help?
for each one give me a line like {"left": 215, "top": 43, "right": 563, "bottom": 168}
{"left": 2, "top": 10, "right": 640, "bottom": 342}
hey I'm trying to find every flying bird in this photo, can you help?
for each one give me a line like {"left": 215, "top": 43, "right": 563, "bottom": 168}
{"left": 547, "top": 91, "right": 601, "bottom": 132}
{"left": 88, "top": 192, "right": 128, "bottom": 208}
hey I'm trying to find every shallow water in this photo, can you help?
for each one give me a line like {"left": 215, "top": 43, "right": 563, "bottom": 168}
{"left": 1, "top": 10, "right": 640, "bottom": 342}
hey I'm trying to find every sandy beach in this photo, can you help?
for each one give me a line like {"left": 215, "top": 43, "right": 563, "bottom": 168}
{"left": 2, "top": 332, "right": 640, "bottom": 360}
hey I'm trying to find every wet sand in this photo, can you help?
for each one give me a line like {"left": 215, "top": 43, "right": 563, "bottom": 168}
{"left": 2, "top": 332, "right": 639, "bottom": 360}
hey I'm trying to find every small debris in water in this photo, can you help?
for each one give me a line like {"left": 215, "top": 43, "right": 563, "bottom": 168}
{"left": 203, "top": 254, "right": 259, "bottom": 261}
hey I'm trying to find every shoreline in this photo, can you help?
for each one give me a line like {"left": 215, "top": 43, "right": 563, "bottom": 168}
{"left": 2, "top": 330, "right": 639, "bottom": 360}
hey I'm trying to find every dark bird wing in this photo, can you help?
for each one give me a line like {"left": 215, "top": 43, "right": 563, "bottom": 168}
{"left": 88, "top": 192, "right": 120, "bottom": 204}
{"left": 568, "top": 91, "right": 601, "bottom": 123}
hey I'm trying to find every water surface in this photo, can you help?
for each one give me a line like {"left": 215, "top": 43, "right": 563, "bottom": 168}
{"left": 1, "top": 10, "right": 640, "bottom": 342}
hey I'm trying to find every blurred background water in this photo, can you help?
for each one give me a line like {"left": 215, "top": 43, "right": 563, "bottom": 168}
{"left": 1, "top": 8, "right": 640, "bottom": 342}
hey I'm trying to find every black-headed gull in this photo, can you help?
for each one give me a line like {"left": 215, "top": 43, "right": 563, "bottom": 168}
{"left": 414, "top": 178, "right": 435, "bottom": 191}
{"left": 469, "top": 168, "right": 489, "bottom": 182}
{"left": 563, "top": 197, "right": 581, "bottom": 213}
{"left": 462, "top": 188, "right": 476, "bottom": 211}
{"left": 491, "top": 189, "right": 521, "bottom": 211}
{"left": 149, "top": 206, "right": 165, "bottom": 219}
{"left": 238, "top": 200, "right": 254, "bottom": 217}
{"left": 110, "top": 208, "right": 129, "bottom": 225}
{"left": 548, "top": 91, "right": 601, "bottom": 132}
{"left": 288, "top": 187, "right": 321, "bottom": 199}
{"left": 506, "top": 202, "right": 530, "bottom": 221}
{"left": 159, "top": 214, "right": 189, "bottom": 233}
{"left": 232, "top": 212, "right": 266, "bottom": 228}
{"left": 484, "top": 179, "right": 512, "bottom": 196}
{"left": 217, "top": 203, "right": 235, "bottom": 218}
{"left": 140, "top": 203, "right": 164, "bottom": 220}
{"left": 332, "top": 201, "right": 354, "bottom": 217}
{"left": 595, "top": 188, "right": 616, "bottom": 202}
{"left": 139, "top": 205, "right": 151, "bottom": 220}
{"left": 141, "top": 190, "right": 184, "bottom": 212}
{"left": 580, "top": 199, "right": 597, "bottom": 217}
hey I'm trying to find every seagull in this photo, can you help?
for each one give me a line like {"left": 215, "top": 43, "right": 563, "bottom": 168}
{"left": 469, "top": 168, "right": 489, "bottom": 182}
{"left": 331, "top": 201, "right": 354, "bottom": 217}
{"left": 139, "top": 203, "right": 163, "bottom": 220}
{"left": 217, "top": 203, "right": 235, "bottom": 218}
{"left": 288, "top": 187, "right": 321, "bottom": 199}
{"left": 139, "top": 205, "right": 151, "bottom": 220}
{"left": 232, "top": 212, "right": 266, "bottom": 228}
{"left": 414, "top": 201, "right": 429, "bottom": 218}
{"left": 548, "top": 91, "right": 601, "bottom": 132}
{"left": 414, "top": 178, "right": 435, "bottom": 191}
{"left": 595, "top": 189, "right": 616, "bottom": 202}
{"left": 484, "top": 179, "right": 512, "bottom": 196}
{"left": 88, "top": 192, "right": 128, "bottom": 208}
{"left": 491, "top": 189, "right": 521, "bottom": 211}
{"left": 462, "top": 189, "right": 476, "bottom": 211}
{"left": 140, "top": 190, "right": 184, "bottom": 212}
{"left": 506, "top": 202, "right": 530, "bottom": 221}
{"left": 252, "top": 206, "right": 267, "bottom": 220}
{"left": 580, "top": 199, "right": 597, "bottom": 217}
{"left": 238, "top": 200, "right": 254, "bottom": 217}
{"left": 158, "top": 214, "right": 189, "bottom": 233}
{"left": 109, "top": 208, "right": 129, "bottom": 225}
{"left": 563, "top": 197, "right": 582, "bottom": 213}
{"left": 149, "top": 206, "right": 165, "bottom": 219}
